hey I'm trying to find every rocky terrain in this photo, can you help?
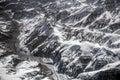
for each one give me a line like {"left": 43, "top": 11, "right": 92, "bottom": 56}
{"left": 0, "top": 0, "right": 120, "bottom": 80}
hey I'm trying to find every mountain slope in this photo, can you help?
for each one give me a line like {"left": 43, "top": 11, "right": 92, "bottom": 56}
{"left": 0, "top": 0, "right": 120, "bottom": 80}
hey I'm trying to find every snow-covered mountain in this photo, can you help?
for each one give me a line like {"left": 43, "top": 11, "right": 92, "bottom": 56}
{"left": 0, "top": 0, "right": 120, "bottom": 80}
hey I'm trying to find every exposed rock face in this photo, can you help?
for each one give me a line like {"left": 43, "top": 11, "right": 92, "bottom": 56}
{"left": 0, "top": 0, "right": 120, "bottom": 80}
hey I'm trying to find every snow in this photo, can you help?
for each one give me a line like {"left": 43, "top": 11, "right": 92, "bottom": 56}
{"left": 80, "top": 61, "right": 120, "bottom": 77}
{"left": 97, "top": 11, "right": 112, "bottom": 20}
{"left": 1, "top": 0, "right": 120, "bottom": 80}
{"left": 24, "top": 8, "right": 35, "bottom": 12}
{"left": 0, "top": 55, "right": 40, "bottom": 80}
{"left": 18, "top": 15, "right": 45, "bottom": 54}
{"left": 41, "top": 77, "right": 50, "bottom": 80}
